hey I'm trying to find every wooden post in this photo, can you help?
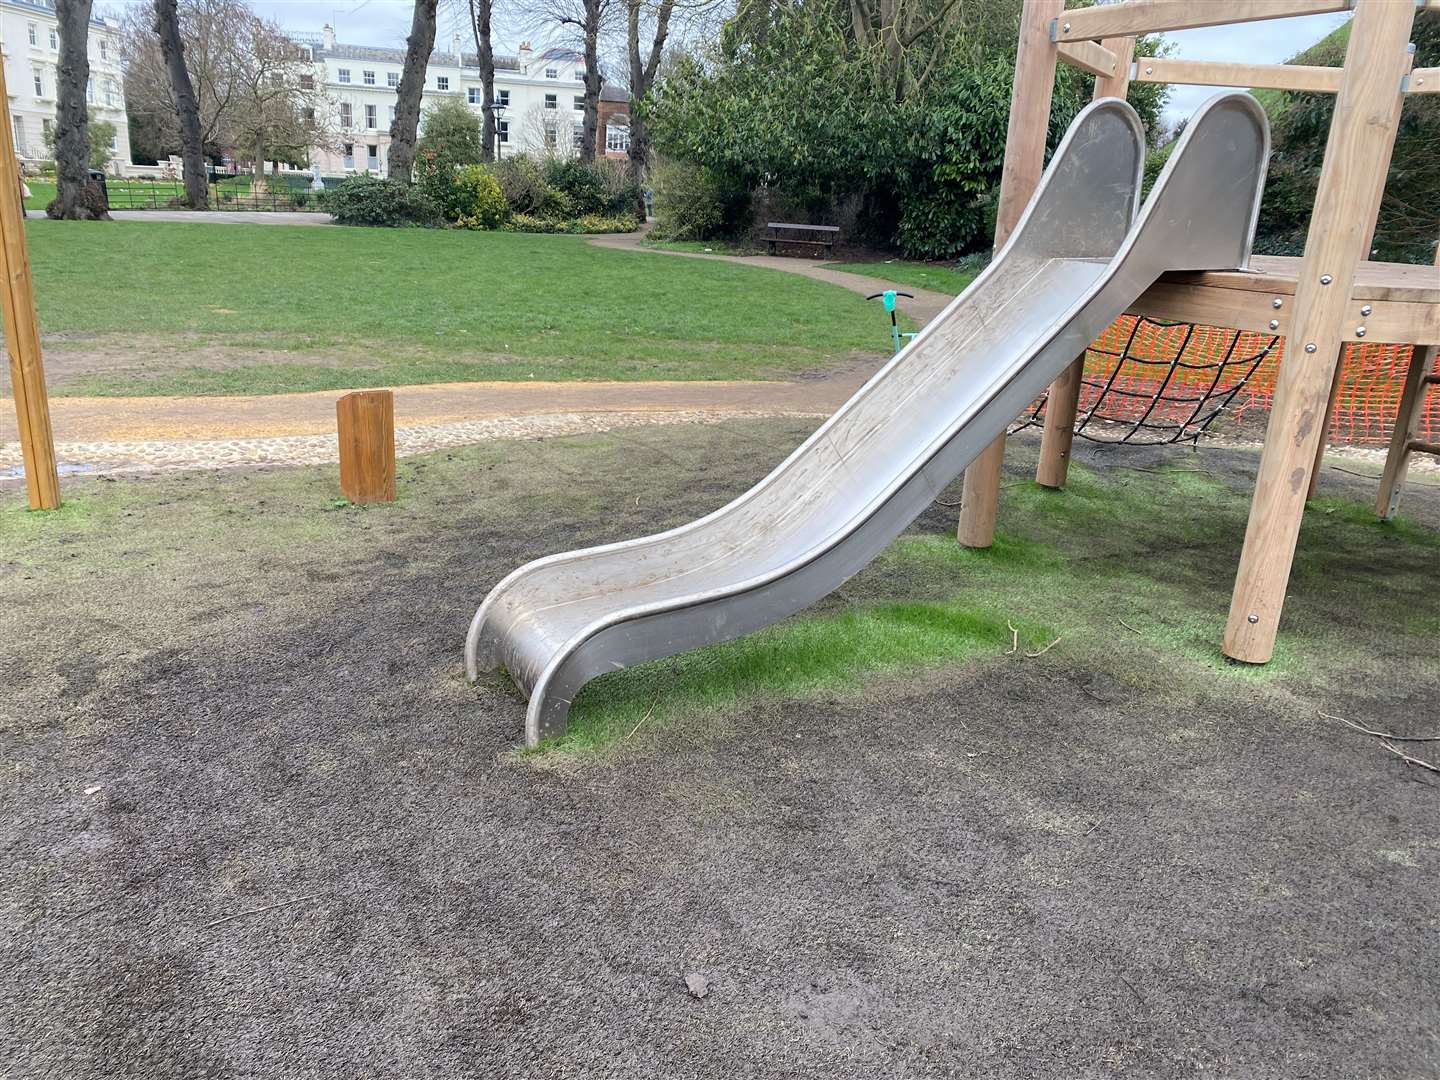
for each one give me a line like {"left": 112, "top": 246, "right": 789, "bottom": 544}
{"left": 337, "top": 390, "right": 396, "bottom": 504}
{"left": 1304, "top": 42, "right": 1413, "bottom": 500}
{"left": 957, "top": 0, "right": 1063, "bottom": 547}
{"left": 1223, "top": 0, "right": 1415, "bottom": 663}
{"left": 0, "top": 63, "right": 59, "bottom": 510}
{"left": 1375, "top": 241, "right": 1440, "bottom": 519}
{"left": 1035, "top": 35, "right": 1136, "bottom": 490}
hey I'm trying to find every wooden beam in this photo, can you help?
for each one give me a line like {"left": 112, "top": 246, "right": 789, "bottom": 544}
{"left": 1133, "top": 57, "right": 1345, "bottom": 93}
{"left": 1408, "top": 67, "right": 1439, "bottom": 93}
{"left": 1036, "top": 34, "right": 1135, "bottom": 491}
{"left": 1054, "top": 0, "right": 1352, "bottom": 42}
{"left": 1057, "top": 39, "right": 1119, "bottom": 78}
{"left": 1375, "top": 346, "right": 1438, "bottom": 519}
{"left": 1223, "top": 0, "right": 1416, "bottom": 664}
{"left": 957, "top": 0, "right": 1064, "bottom": 548}
{"left": 337, "top": 390, "right": 396, "bottom": 504}
{"left": 0, "top": 62, "right": 58, "bottom": 510}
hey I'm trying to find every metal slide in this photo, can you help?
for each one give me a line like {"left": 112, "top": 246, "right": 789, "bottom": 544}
{"left": 468, "top": 94, "right": 1270, "bottom": 747}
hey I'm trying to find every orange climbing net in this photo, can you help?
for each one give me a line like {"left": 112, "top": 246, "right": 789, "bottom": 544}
{"left": 1015, "top": 314, "right": 1428, "bottom": 447}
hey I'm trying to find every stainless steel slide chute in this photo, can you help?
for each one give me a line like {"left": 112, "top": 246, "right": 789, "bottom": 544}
{"left": 467, "top": 94, "right": 1270, "bottom": 746}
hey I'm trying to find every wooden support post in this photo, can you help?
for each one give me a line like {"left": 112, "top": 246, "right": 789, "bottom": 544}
{"left": 1035, "top": 35, "right": 1134, "bottom": 491}
{"left": 1375, "top": 243, "right": 1440, "bottom": 519}
{"left": 1223, "top": 0, "right": 1415, "bottom": 664}
{"left": 1305, "top": 43, "right": 1413, "bottom": 501}
{"left": 0, "top": 64, "right": 59, "bottom": 510}
{"left": 337, "top": 390, "right": 396, "bottom": 504}
{"left": 957, "top": 0, "right": 1063, "bottom": 547}
{"left": 1374, "top": 344, "right": 1437, "bottom": 520}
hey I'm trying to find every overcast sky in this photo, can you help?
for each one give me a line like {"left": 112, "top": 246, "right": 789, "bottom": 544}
{"left": 104, "top": 0, "right": 1354, "bottom": 131}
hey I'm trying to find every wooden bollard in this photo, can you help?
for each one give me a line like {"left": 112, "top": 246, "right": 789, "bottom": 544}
{"left": 336, "top": 390, "right": 395, "bottom": 504}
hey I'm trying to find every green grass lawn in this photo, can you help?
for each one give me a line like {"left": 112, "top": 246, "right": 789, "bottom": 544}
{"left": 25, "top": 220, "right": 891, "bottom": 395}
{"left": 824, "top": 259, "right": 981, "bottom": 296}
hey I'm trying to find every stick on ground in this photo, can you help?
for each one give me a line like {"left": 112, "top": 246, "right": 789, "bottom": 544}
{"left": 1323, "top": 712, "right": 1440, "bottom": 742}
{"left": 202, "top": 894, "right": 319, "bottom": 931}
{"left": 1380, "top": 740, "right": 1440, "bottom": 775}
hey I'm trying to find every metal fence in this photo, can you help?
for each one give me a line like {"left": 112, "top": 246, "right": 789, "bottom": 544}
{"left": 100, "top": 176, "right": 325, "bottom": 212}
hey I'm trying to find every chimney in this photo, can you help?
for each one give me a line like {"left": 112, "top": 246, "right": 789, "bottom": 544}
{"left": 518, "top": 41, "right": 532, "bottom": 74}
{"left": 322, "top": 23, "right": 335, "bottom": 50}
{"left": 452, "top": 32, "right": 462, "bottom": 66}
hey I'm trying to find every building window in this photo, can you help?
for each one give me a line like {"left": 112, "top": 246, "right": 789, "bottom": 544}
{"left": 495, "top": 89, "right": 510, "bottom": 107}
{"left": 339, "top": 102, "right": 352, "bottom": 127}
{"left": 11, "top": 115, "right": 24, "bottom": 154}
{"left": 606, "top": 123, "right": 629, "bottom": 153}
{"left": 26, "top": 24, "right": 36, "bottom": 46}
{"left": 543, "top": 121, "right": 557, "bottom": 149}
{"left": 32, "top": 69, "right": 43, "bottom": 97}
{"left": 302, "top": 107, "right": 315, "bottom": 122}
{"left": 545, "top": 68, "right": 558, "bottom": 79}
{"left": 387, "top": 72, "right": 399, "bottom": 88}
{"left": 363, "top": 70, "right": 375, "bottom": 85}
{"left": 300, "top": 73, "right": 314, "bottom": 89}
{"left": 497, "top": 120, "right": 509, "bottom": 144}
{"left": 573, "top": 95, "right": 584, "bottom": 112}
{"left": 86, "top": 78, "right": 95, "bottom": 104}
{"left": 42, "top": 118, "right": 52, "bottom": 141}
{"left": 99, "top": 39, "right": 108, "bottom": 61}
{"left": 338, "top": 68, "right": 351, "bottom": 84}
{"left": 367, "top": 143, "right": 379, "bottom": 169}
{"left": 365, "top": 104, "right": 376, "bottom": 129}
{"left": 388, "top": 105, "right": 396, "bottom": 126}
{"left": 544, "top": 94, "right": 556, "bottom": 110}
{"left": 109, "top": 133, "right": 118, "bottom": 151}
{"left": 49, "top": 28, "right": 57, "bottom": 50}
{"left": 572, "top": 127, "right": 583, "bottom": 150}
{"left": 576, "top": 68, "right": 585, "bottom": 82}
{"left": 105, "top": 79, "right": 117, "bottom": 107}
{"left": 342, "top": 143, "right": 354, "bottom": 169}
{"left": 467, "top": 87, "right": 482, "bottom": 105}
{"left": 436, "top": 76, "right": 449, "bottom": 91}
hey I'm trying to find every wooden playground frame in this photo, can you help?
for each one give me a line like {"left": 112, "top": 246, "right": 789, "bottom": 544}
{"left": 959, "top": 0, "right": 1440, "bottom": 664}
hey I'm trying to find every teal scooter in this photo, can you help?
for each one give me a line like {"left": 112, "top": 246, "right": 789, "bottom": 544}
{"left": 866, "top": 290, "right": 919, "bottom": 354}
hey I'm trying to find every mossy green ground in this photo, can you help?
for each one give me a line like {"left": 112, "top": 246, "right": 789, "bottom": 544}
{"left": 22, "top": 221, "right": 884, "bottom": 395}
{"left": 6, "top": 421, "right": 1436, "bottom": 760}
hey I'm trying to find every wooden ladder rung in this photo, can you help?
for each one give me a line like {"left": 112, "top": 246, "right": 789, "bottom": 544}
{"left": 1405, "top": 439, "right": 1440, "bottom": 457}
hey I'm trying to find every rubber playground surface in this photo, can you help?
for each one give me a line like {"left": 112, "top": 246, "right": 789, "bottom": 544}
{"left": 4, "top": 421, "right": 1437, "bottom": 1078}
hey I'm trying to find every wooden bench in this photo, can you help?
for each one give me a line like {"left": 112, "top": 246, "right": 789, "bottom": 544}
{"left": 765, "top": 222, "right": 839, "bottom": 258}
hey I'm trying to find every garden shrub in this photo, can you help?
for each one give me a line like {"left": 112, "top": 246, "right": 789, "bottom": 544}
{"left": 650, "top": 159, "right": 749, "bottom": 241}
{"left": 326, "top": 175, "right": 440, "bottom": 227}
{"left": 492, "top": 155, "right": 551, "bottom": 214}
{"left": 502, "top": 212, "right": 638, "bottom": 234}
{"left": 450, "top": 165, "right": 509, "bottom": 229}
{"left": 544, "top": 158, "right": 609, "bottom": 215}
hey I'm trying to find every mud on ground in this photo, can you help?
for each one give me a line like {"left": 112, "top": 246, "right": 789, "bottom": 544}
{"left": 2, "top": 422, "right": 1437, "bottom": 1078}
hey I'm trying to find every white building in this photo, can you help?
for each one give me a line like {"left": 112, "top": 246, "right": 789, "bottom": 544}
{"left": 300, "top": 25, "right": 629, "bottom": 176}
{"left": 0, "top": 0, "right": 128, "bottom": 172}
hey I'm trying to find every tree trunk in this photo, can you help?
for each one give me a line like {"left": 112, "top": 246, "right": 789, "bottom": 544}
{"left": 153, "top": 0, "right": 209, "bottom": 208}
{"left": 53, "top": 0, "right": 108, "bottom": 219}
{"left": 468, "top": 0, "right": 495, "bottom": 162}
{"left": 579, "top": 0, "right": 602, "bottom": 162}
{"left": 389, "top": 0, "right": 438, "bottom": 181}
{"left": 251, "top": 135, "right": 266, "bottom": 192}
{"left": 626, "top": 0, "right": 673, "bottom": 216}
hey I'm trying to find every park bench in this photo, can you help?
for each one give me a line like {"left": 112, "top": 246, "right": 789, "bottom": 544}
{"left": 765, "top": 222, "right": 840, "bottom": 258}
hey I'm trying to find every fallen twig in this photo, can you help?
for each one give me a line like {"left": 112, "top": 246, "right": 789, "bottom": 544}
{"left": 1323, "top": 712, "right": 1440, "bottom": 742}
{"left": 626, "top": 696, "right": 660, "bottom": 740}
{"left": 202, "top": 894, "right": 318, "bottom": 931}
{"left": 1025, "top": 635, "right": 1063, "bottom": 659}
{"left": 1118, "top": 618, "right": 1142, "bottom": 635}
{"left": 1005, "top": 621, "right": 1018, "bottom": 656}
{"left": 64, "top": 893, "right": 124, "bottom": 924}
{"left": 1380, "top": 740, "right": 1440, "bottom": 775}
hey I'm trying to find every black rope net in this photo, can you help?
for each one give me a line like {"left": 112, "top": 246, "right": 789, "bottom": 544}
{"left": 1009, "top": 314, "right": 1281, "bottom": 446}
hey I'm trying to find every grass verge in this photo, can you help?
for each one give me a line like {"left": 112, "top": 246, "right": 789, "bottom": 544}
{"left": 823, "top": 259, "right": 981, "bottom": 295}
{"left": 25, "top": 220, "right": 884, "bottom": 395}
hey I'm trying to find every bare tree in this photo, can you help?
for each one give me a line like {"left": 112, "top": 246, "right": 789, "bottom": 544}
{"left": 52, "top": 0, "right": 109, "bottom": 219}
{"left": 466, "top": 0, "right": 498, "bottom": 161}
{"left": 153, "top": 0, "right": 209, "bottom": 207}
{"left": 390, "top": 0, "right": 439, "bottom": 181}
{"left": 533, "top": 0, "right": 614, "bottom": 162}
{"left": 234, "top": 28, "right": 329, "bottom": 188}
{"left": 624, "top": 0, "right": 673, "bottom": 193}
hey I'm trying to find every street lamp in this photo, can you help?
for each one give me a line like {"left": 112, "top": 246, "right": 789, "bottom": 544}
{"left": 486, "top": 102, "right": 507, "bottom": 161}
